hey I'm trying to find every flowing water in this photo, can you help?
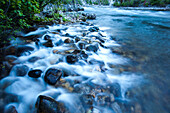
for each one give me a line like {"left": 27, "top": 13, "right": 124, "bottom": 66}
{"left": 84, "top": 6, "right": 170, "bottom": 113}
{"left": 0, "top": 6, "right": 170, "bottom": 113}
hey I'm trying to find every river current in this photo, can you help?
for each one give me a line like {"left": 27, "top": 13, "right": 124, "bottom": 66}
{"left": 84, "top": 6, "right": 170, "bottom": 113}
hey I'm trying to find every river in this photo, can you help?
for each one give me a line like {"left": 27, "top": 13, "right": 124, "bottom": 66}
{"left": 84, "top": 6, "right": 170, "bottom": 113}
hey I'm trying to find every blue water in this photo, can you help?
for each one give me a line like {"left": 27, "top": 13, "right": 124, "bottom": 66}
{"left": 84, "top": 6, "right": 170, "bottom": 113}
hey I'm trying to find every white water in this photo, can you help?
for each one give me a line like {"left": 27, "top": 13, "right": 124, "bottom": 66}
{"left": 1, "top": 22, "right": 142, "bottom": 113}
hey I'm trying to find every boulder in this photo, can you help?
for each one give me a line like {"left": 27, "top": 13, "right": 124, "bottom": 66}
{"left": 36, "top": 95, "right": 69, "bottom": 113}
{"left": 85, "top": 44, "right": 99, "bottom": 52}
{"left": 4, "top": 105, "right": 18, "bottom": 113}
{"left": 12, "top": 64, "right": 29, "bottom": 76}
{"left": 44, "top": 68, "right": 63, "bottom": 85}
{"left": 64, "top": 38, "right": 73, "bottom": 44}
{"left": 74, "top": 37, "right": 81, "bottom": 43}
{"left": 28, "top": 69, "right": 42, "bottom": 78}
{"left": 66, "top": 55, "right": 78, "bottom": 64}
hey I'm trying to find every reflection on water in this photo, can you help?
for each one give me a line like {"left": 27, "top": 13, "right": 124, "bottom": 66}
{"left": 84, "top": 6, "right": 170, "bottom": 113}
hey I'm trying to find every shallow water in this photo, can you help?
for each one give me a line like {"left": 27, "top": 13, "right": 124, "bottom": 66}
{"left": 84, "top": 6, "right": 170, "bottom": 113}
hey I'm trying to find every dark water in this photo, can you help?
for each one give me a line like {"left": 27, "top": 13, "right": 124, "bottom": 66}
{"left": 84, "top": 6, "right": 170, "bottom": 113}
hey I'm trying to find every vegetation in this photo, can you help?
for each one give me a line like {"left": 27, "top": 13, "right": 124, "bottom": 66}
{"left": 113, "top": 0, "right": 170, "bottom": 7}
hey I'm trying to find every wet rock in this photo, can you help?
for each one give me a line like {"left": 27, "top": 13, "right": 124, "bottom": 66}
{"left": 75, "top": 36, "right": 81, "bottom": 43}
{"left": 17, "top": 45, "right": 34, "bottom": 56}
{"left": 44, "top": 35, "right": 51, "bottom": 40}
{"left": 80, "top": 22, "right": 89, "bottom": 26}
{"left": 5, "top": 45, "right": 34, "bottom": 56}
{"left": 72, "top": 49, "right": 81, "bottom": 55}
{"left": 64, "top": 38, "right": 72, "bottom": 43}
{"left": 5, "top": 55, "right": 17, "bottom": 64}
{"left": 95, "top": 93, "right": 114, "bottom": 106}
{"left": 28, "top": 56, "right": 40, "bottom": 63}
{"left": 55, "top": 39, "right": 63, "bottom": 46}
{"left": 66, "top": 55, "right": 78, "bottom": 64}
{"left": 78, "top": 42, "right": 86, "bottom": 49}
{"left": 28, "top": 69, "right": 42, "bottom": 78}
{"left": 89, "top": 59, "right": 104, "bottom": 65}
{"left": 36, "top": 95, "right": 69, "bottom": 113}
{"left": 44, "top": 68, "right": 63, "bottom": 85}
{"left": 4, "top": 105, "right": 18, "bottom": 113}
{"left": 65, "top": 33, "right": 75, "bottom": 38}
{"left": 79, "top": 17, "right": 86, "bottom": 22}
{"left": 43, "top": 40, "right": 53, "bottom": 47}
{"left": 80, "top": 51, "right": 88, "bottom": 59}
{"left": 80, "top": 94, "right": 95, "bottom": 108}
{"left": 77, "top": 6, "right": 84, "bottom": 11}
{"left": 12, "top": 64, "right": 29, "bottom": 76}
{"left": 88, "top": 26, "right": 99, "bottom": 32}
{"left": 85, "top": 44, "right": 99, "bottom": 52}
{"left": 87, "top": 13, "right": 96, "bottom": 20}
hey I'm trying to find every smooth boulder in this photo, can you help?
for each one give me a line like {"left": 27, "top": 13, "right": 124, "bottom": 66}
{"left": 44, "top": 68, "right": 63, "bottom": 85}
{"left": 66, "top": 55, "right": 78, "bottom": 64}
{"left": 28, "top": 69, "right": 42, "bottom": 78}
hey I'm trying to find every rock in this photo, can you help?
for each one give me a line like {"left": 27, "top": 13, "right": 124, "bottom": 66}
{"left": 64, "top": 38, "right": 72, "bottom": 43}
{"left": 44, "top": 68, "right": 63, "bottom": 85}
{"left": 80, "top": 51, "right": 88, "bottom": 59}
{"left": 79, "top": 17, "right": 86, "bottom": 22}
{"left": 5, "top": 46, "right": 17, "bottom": 56}
{"left": 80, "top": 94, "right": 95, "bottom": 108}
{"left": 75, "top": 36, "right": 81, "bottom": 43}
{"left": 65, "top": 33, "right": 75, "bottom": 38}
{"left": 43, "top": 40, "right": 53, "bottom": 47}
{"left": 36, "top": 95, "right": 69, "bottom": 113}
{"left": 72, "top": 49, "right": 81, "bottom": 55}
{"left": 80, "top": 22, "right": 89, "bottom": 25}
{"left": 5, "top": 55, "right": 17, "bottom": 64}
{"left": 16, "top": 45, "right": 34, "bottom": 56}
{"left": 78, "top": 42, "right": 86, "bottom": 49}
{"left": 85, "top": 45, "right": 98, "bottom": 52}
{"left": 55, "top": 39, "right": 63, "bottom": 46}
{"left": 12, "top": 64, "right": 29, "bottom": 76}
{"left": 44, "top": 35, "right": 51, "bottom": 40}
{"left": 87, "top": 13, "right": 96, "bottom": 20}
{"left": 66, "top": 55, "right": 78, "bottom": 64}
{"left": 95, "top": 93, "right": 114, "bottom": 106}
{"left": 88, "top": 26, "right": 99, "bottom": 32}
{"left": 28, "top": 69, "right": 42, "bottom": 78}
{"left": 77, "top": 6, "right": 84, "bottom": 11}
{"left": 4, "top": 105, "right": 18, "bottom": 113}
{"left": 28, "top": 56, "right": 40, "bottom": 63}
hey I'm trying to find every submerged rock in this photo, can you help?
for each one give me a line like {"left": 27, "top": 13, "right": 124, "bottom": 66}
{"left": 28, "top": 69, "right": 42, "bottom": 78}
{"left": 66, "top": 55, "right": 78, "bottom": 64}
{"left": 85, "top": 44, "right": 99, "bottom": 52}
{"left": 64, "top": 38, "right": 73, "bottom": 44}
{"left": 75, "top": 36, "right": 81, "bottom": 43}
{"left": 44, "top": 68, "right": 63, "bottom": 85}
{"left": 12, "top": 64, "right": 29, "bottom": 76}
{"left": 36, "top": 95, "right": 69, "bottom": 113}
